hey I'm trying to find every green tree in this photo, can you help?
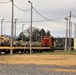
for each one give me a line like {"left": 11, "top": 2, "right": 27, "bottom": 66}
{"left": 46, "top": 30, "right": 51, "bottom": 36}
{"left": 32, "top": 29, "right": 40, "bottom": 42}
{"left": 40, "top": 28, "right": 46, "bottom": 36}
{"left": 18, "top": 32, "right": 26, "bottom": 41}
{"left": 18, "top": 27, "right": 52, "bottom": 42}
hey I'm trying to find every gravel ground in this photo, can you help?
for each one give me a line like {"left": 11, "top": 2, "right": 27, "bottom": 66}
{"left": 0, "top": 63, "right": 76, "bottom": 75}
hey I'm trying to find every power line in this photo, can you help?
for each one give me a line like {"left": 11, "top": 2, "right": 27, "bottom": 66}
{"left": 0, "top": 1, "right": 10, "bottom": 4}
{"left": 13, "top": 2, "right": 30, "bottom": 11}
{"left": 1, "top": 19, "right": 64, "bottom": 24}
{"left": 0, "top": 1, "right": 70, "bottom": 22}
{"left": 72, "top": 15, "right": 76, "bottom": 18}
{"left": 32, "top": 19, "right": 64, "bottom": 22}
{"left": 33, "top": 7, "right": 51, "bottom": 21}
{"left": 33, "top": 7, "right": 68, "bottom": 22}
{"left": 0, "top": 0, "right": 30, "bottom": 11}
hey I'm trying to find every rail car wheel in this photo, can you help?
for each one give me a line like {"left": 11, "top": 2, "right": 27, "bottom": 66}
{"left": 5, "top": 51, "right": 10, "bottom": 54}
{"left": 21, "top": 50, "right": 24, "bottom": 54}
{"left": 13, "top": 51, "right": 16, "bottom": 54}
{"left": 51, "top": 46, "right": 55, "bottom": 52}
{"left": 32, "top": 50, "right": 36, "bottom": 53}
{"left": 39, "top": 50, "right": 43, "bottom": 53}
{"left": 0, "top": 51, "right": 1, "bottom": 54}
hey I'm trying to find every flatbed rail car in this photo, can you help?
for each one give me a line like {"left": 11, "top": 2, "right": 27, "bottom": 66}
{"left": 0, "top": 46, "right": 52, "bottom": 54}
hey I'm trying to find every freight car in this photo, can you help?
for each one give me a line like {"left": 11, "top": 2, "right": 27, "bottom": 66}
{"left": 55, "top": 37, "right": 74, "bottom": 50}
{"left": 0, "top": 35, "right": 10, "bottom": 46}
{"left": 0, "top": 35, "right": 56, "bottom": 54}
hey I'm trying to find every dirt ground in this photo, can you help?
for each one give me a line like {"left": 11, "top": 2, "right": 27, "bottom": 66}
{"left": 0, "top": 54, "right": 76, "bottom": 73}
{"left": 0, "top": 54, "right": 76, "bottom": 66}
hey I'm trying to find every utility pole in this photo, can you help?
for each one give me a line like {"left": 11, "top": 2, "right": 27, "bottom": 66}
{"left": 65, "top": 18, "right": 68, "bottom": 52}
{"left": 68, "top": 11, "right": 71, "bottom": 51}
{"left": 71, "top": 22, "right": 72, "bottom": 37}
{"left": 74, "top": 23, "right": 76, "bottom": 38}
{"left": 14, "top": 19, "right": 18, "bottom": 39}
{"left": 75, "top": 24, "right": 76, "bottom": 38}
{"left": 70, "top": 22, "right": 72, "bottom": 49}
{"left": 1, "top": 19, "right": 4, "bottom": 35}
{"left": 10, "top": 0, "right": 14, "bottom": 55}
{"left": 41, "top": 30, "right": 43, "bottom": 42}
{"left": 22, "top": 24, "right": 25, "bottom": 42}
{"left": 28, "top": 0, "right": 33, "bottom": 54}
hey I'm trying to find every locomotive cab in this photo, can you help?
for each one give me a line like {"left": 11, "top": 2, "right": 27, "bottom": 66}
{"left": 41, "top": 36, "right": 55, "bottom": 47}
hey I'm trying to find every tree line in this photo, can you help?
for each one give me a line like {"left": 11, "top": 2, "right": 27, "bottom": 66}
{"left": 18, "top": 28, "right": 51, "bottom": 42}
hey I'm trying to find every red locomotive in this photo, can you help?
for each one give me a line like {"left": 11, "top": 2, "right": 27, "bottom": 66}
{"left": 41, "top": 36, "right": 55, "bottom": 47}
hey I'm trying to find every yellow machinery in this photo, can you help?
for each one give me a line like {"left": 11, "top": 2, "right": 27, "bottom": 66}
{"left": 74, "top": 38, "right": 76, "bottom": 50}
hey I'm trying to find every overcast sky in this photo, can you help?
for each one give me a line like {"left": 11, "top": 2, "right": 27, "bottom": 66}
{"left": 0, "top": 0, "right": 76, "bottom": 37}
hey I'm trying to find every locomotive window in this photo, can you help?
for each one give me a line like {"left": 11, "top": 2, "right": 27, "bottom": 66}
{"left": 43, "top": 38, "right": 49, "bottom": 39}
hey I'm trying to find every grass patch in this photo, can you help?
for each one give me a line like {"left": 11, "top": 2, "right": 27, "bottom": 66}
{"left": 38, "top": 51, "right": 76, "bottom": 55}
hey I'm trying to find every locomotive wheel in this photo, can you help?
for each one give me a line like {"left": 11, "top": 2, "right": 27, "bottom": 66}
{"left": 5, "top": 51, "right": 10, "bottom": 54}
